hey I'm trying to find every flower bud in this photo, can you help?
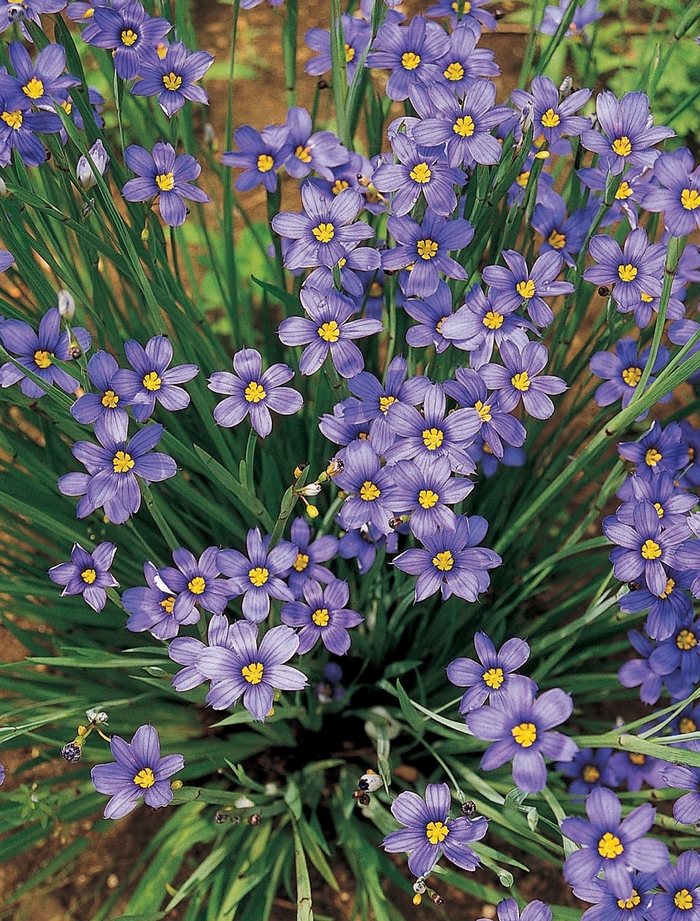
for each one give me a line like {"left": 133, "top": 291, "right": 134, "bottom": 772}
{"left": 57, "top": 289, "right": 75, "bottom": 320}
{"left": 60, "top": 743, "right": 82, "bottom": 763}
{"left": 76, "top": 140, "right": 110, "bottom": 191}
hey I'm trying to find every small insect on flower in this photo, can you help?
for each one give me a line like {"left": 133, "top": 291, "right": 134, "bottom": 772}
{"left": 358, "top": 769, "right": 383, "bottom": 793}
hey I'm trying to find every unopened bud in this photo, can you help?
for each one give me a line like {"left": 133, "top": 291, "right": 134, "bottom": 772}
{"left": 203, "top": 123, "right": 216, "bottom": 148}
{"left": 141, "top": 228, "right": 150, "bottom": 242}
{"left": 57, "top": 289, "right": 75, "bottom": 320}
{"left": 296, "top": 482, "right": 322, "bottom": 497}
{"left": 306, "top": 504, "right": 320, "bottom": 519}
{"left": 76, "top": 139, "right": 110, "bottom": 191}
{"left": 0, "top": 176, "right": 7, "bottom": 198}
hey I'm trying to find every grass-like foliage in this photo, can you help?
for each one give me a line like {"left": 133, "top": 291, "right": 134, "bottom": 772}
{"left": 2, "top": 0, "right": 700, "bottom": 918}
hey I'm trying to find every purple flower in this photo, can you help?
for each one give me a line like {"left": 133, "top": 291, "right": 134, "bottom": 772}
{"left": 8, "top": 41, "right": 79, "bottom": 109}
{"left": 556, "top": 748, "right": 617, "bottom": 798}
{"left": 217, "top": 528, "right": 297, "bottom": 623}
{"left": 411, "top": 80, "right": 512, "bottom": 168}
{"left": 482, "top": 249, "right": 574, "bottom": 328}
{"left": 538, "top": 0, "right": 602, "bottom": 37}
{"left": 283, "top": 107, "right": 349, "bottom": 181}
{"left": 87, "top": 1, "right": 171, "bottom": 81}
{"left": 48, "top": 541, "right": 118, "bottom": 613}
{"left": 608, "top": 749, "right": 665, "bottom": 793}
{"left": 383, "top": 211, "right": 473, "bottom": 298}
{"left": 305, "top": 15, "right": 371, "bottom": 85}
{"left": 467, "top": 677, "right": 577, "bottom": 794}
{"left": 403, "top": 280, "right": 459, "bottom": 355}
{"left": 371, "top": 133, "right": 466, "bottom": 217}
{"left": 366, "top": 16, "right": 446, "bottom": 101}
{"left": 480, "top": 341, "right": 567, "bottom": 420}
{"left": 432, "top": 20, "right": 500, "bottom": 92}
{"left": 561, "top": 788, "right": 669, "bottom": 901}
{"left": 580, "top": 91, "right": 674, "bottom": 176}
{"left": 649, "top": 615, "right": 700, "bottom": 697}
{"left": 0, "top": 307, "right": 90, "bottom": 399}
{"left": 333, "top": 439, "right": 399, "bottom": 536}
{"left": 443, "top": 366, "right": 527, "bottom": 459}
{"left": 338, "top": 522, "right": 397, "bottom": 575}
{"left": 168, "top": 612, "right": 233, "bottom": 690}
{"left": 583, "top": 229, "right": 666, "bottom": 314}
{"left": 208, "top": 348, "right": 302, "bottom": 438}
{"left": 287, "top": 517, "right": 338, "bottom": 598}
{"left": 643, "top": 147, "right": 700, "bottom": 238}
{"left": 617, "top": 628, "right": 686, "bottom": 705}
{"left": 278, "top": 287, "right": 382, "bottom": 379}
{"left": 123, "top": 560, "right": 201, "bottom": 640}
{"left": 157, "top": 547, "right": 234, "bottom": 619}
{"left": 70, "top": 350, "right": 132, "bottom": 440}
{"left": 447, "top": 632, "right": 534, "bottom": 714}
{"left": 578, "top": 164, "right": 657, "bottom": 229}
{"left": 0, "top": 75, "right": 62, "bottom": 167}
{"left": 650, "top": 850, "right": 700, "bottom": 921}
{"left": 198, "top": 621, "right": 307, "bottom": 721}
{"left": 573, "top": 870, "right": 658, "bottom": 921}
{"left": 530, "top": 188, "right": 596, "bottom": 269}
{"left": 384, "top": 381, "right": 481, "bottom": 474}
{"left": 112, "top": 335, "right": 199, "bottom": 422}
{"left": 281, "top": 578, "right": 362, "bottom": 655}
{"left": 381, "top": 782, "right": 488, "bottom": 877}
{"left": 76, "top": 139, "right": 110, "bottom": 190}
{"left": 91, "top": 724, "right": 184, "bottom": 819}
{"left": 662, "top": 742, "right": 700, "bottom": 825}
{"left": 391, "top": 455, "right": 473, "bottom": 541}
{"left": 222, "top": 123, "right": 291, "bottom": 193}
{"left": 426, "top": 0, "right": 497, "bottom": 31}
{"left": 618, "top": 421, "right": 689, "bottom": 482}
{"left": 619, "top": 564, "right": 694, "bottom": 642}
{"left": 0, "top": 0, "right": 68, "bottom": 35}
{"left": 57, "top": 416, "right": 177, "bottom": 524}
{"left": 590, "top": 338, "right": 670, "bottom": 416}
{"left": 393, "top": 514, "right": 501, "bottom": 603}
{"left": 131, "top": 41, "right": 213, "bottom": 116}
{"left": 511, "top": 75, "right": 591, "bottom": 148}
{"left": 477, "top": 900, "right": 553, "bottom": 921}
{"left": 121, "top": 141, "right": 210, "bottom": 226}
{"left": 271, "top": 184, "right": 374, "bottom": 271}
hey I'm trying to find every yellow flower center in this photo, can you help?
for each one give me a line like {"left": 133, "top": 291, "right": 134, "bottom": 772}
{"left": 547, "top": 230, "right": 566, "bottom": 250}
{"left": 248, "top": 566, "right": 269, "bottom": 587}
{"left": 332, "top": 179, "right": 349, "bottom": 195}
{"left": 422, "top": 427, "right": 444, "bottom": 450}
{"left": 640, "top": 292, "right": 654, "bottom": 303}
{"left": 418, "top": 489, "right": 439, "bottom": 509}
{"left": 359, "top": 480, "right": 381, "bottom": 501}
{"left": 312, "top": 607, "right": 329, "bottom": 627}
{"left": 401, "top": 51, "right": 421, "bottom": 71}
{"left": 483, "top": 310, "right": 504, "bottom": 330}
{"left": 102, "top": 390, "right": 119, "bottom": 408}
{"left": 616, "top": 181, "right": 633, "bottom": 200}
{"left": 516, "top": 170, "right": 530, "bottom": 188}
{"left": 113, "top": 451, "right": 135, "bottom": 474}
{"left": 162, "top": 72, "right": 183, "bottom": 91}
{"left": 379, "top": 395, "right": 397, "bottom": 414}
{"left": 409, "top": 161, "right": 432, "bottom": 184}
{"left": 681, "top": 189, "right": 700, "bottom": 211}
{"left": 443, "top": 62, "right": 465, "bottom": 82}
{"left": 680, "top": 716, "right": 697, "bottom": 733}
{"left": 453, "top": 115, "right": 475, "bottom": 137}
{"left": 641, "top": 539, "right": 661, "bottom": 560}
{"left": 1, "top": 110, "right": 23, "bottom": 130}
{"left": 582, "top": 764, "right": 600, "bottom": 783}
{"left": 133, "top": 767, "right": 155, "bottom": 788}
{"left": 312, "top": 222, "right": 335, "bottom": 243}
{"left": 61, "top": 100, "right": 73, "bottom": 115}
{"left": 34, "top": 349, "right": 52, "bottom": 369}
{"left": 541, "top": 108, "right": 560, "bottom": 128}
{"left": 257, "top": 153, "right": 274, "bottom": 173}
{"left": 618, "top": 263, "right": 638, "bottom": 282}
{"left": 244, "top": 381, "right": 266, "bottom": 403}
{"left": 612, "top": 136, "right": 632, "bottom": 157}
{"left": 674, "top": 889, "right": 694, "bottom": 910}
{"left": 142, "top": 371, "right": 162, "bottom": 391}
{"left": 677, "top": 629, "right": 697, "bottom": 651}
{"left": 121, "top": 29, "right": 138, "bottom": 47}
{"left": 617, "top": 891, "right": 641, "bottom": 910}
{"left": 344, "top": 43, "right": 355, "bottom": 63}
{"left": 483, "top": 666, "right": 504, "bottom": 689}
{"left": 160, "top": 596, "right": 175, "bottom": 614}
{"left": 516, "top": 279, "right": 535, "bottom": 299}
{"left": 511, "top": 371, "right": 530, "bottom": 392}
{"left": 188, "top": 576, "right": 206, "bottom": 595}
{"left": 22, "top": 77, "right": 44, "bottom": 100}
{"left": 82, "top": 7, "right": 95, "bottom": 18}
{"left": 597, "top": 832, "right": 624, "bottom": 859}
{"left": 511, "top": 722, "right": 537, "bottom": 747}
{"left": 629, "top": 752, "right": 646, "bottom": 766}
{"left": 293, "top": 553, "right": 309, "bottom": 572}
{"left": 318, "top": 320, "right": 340, "bottom": 342}
{"left": 295, "top": 145, "right": 312, "bottom": 163}
{"left": 155, "top": 171, "right": 175, "bottom": 192}
{"left": 156, "top": 43, "right": 168, "bottom": 59}
{"left": 452, "top": 0, "right": 472, "bottom": 11}
{"left": 643, "top": 447, "right": 661, "bottom": 468}
{"left": 417, "top": 238, "right": 438, "bottom": 260}
{"left": 436, "top": 317, "right": 446, "bottom": 335}
{"left": 654, "top": 502, "right": 664, "bottom": 519}
{"left": 475, "top": 400, "right": 492, "bottom": 422}
{"left": 432, "top": 550, "right": 454, "bottom": 572}
{"left": 81, "top": 568, "right": 97, "bottom": 585}
{"left": 425, "top": 820, "right": 449, "bottom": 845}
{"left": 242, "top": 662, "right": 264, "bottom": 685}
{"left": 622, "top": 366, "right": 642, "bottom": 387}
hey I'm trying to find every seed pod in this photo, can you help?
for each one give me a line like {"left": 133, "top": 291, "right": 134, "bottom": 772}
{"left": 598, "top": 286, "right": 611, "bottom": 297}
{"left": 248, "top": 813, "right": 261, "bottom": 826}
{"left": 461, "top": 800, "right": 477, "bottom": 818}
{"left": 60, "top": 743, "right": 82, "bottom": 764}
